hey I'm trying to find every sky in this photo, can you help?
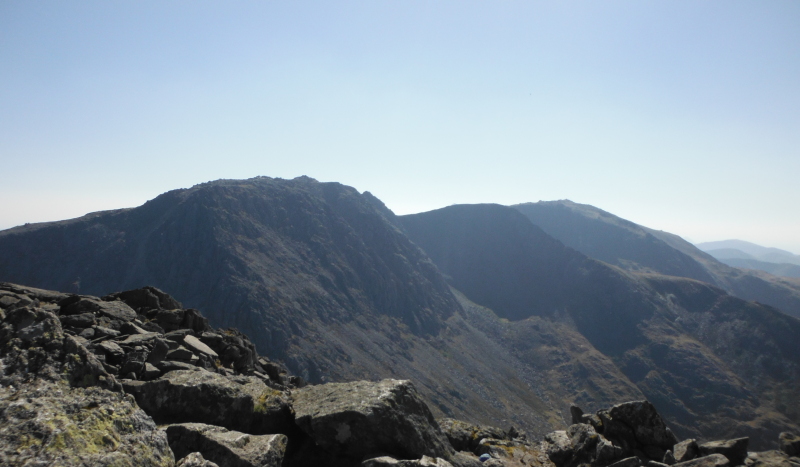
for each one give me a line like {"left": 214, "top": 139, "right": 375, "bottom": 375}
{"left": 1, "top": 1, "right": 799, "bottom": 253}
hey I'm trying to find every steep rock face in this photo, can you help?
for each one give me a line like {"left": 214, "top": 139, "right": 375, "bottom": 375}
{"left": 0, "top": 177, "right": 461, "bottom": 377}
{"left": 513, "top": 200, "right": 800, "bottom": 319}
{"left": 400, "top": 204, "right": 800, "bottom": 448}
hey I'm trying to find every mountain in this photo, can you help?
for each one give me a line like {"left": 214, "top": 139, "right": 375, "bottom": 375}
{"left": 697, "top": 240, "right": 800, "bottom": 266}
{"left": 512, "top": 200, "right": 800, "bottom": 319}
{"left": 399, "top": 204, "right": 800, "bottom": 448}
{"left": 1, "top": 178, "right": 799, "bottom": 449}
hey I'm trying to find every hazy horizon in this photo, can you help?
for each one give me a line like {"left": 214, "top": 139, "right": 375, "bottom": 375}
{"left": 2, "top": 2, "right": 799, "bottom": 253}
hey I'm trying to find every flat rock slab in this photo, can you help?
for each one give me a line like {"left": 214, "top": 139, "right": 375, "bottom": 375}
{"left": 699, "top": 438, "right": 749, "bottom": 465}
{"left": 293, "top": 379, "right": 453, "bottom": 460}
{"left": 745, "top": 450, "right": 798, "bottom": 467}
{"left": 184, "top": 334, "right": 219, "bottom": 357}
{"left": 608, "top": 401, "right": 678, "bottom": 450}
{"left": 362, "top": 455, "right": 454, "bottom": 466}
{"left": 673, "top": 453, "right": 730, "bottom": 467}
{"left": 119, "top": 332, "right": 161, "bottom": 345}
{"left": 166, "top": 423, "right": 287, "bottom": 467}
{"left": 122, "top": 368, "right": 294, "bottom": 435}
{"left": 780, "top": 433, "right": 800, "bottom": 457}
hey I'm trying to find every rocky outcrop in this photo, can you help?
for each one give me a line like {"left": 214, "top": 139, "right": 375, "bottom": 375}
{"left": 293, "top": 379, "right": 454, "bottom": 460}
{"left": 166, "top": 423, "right": 287, "bottom": 467}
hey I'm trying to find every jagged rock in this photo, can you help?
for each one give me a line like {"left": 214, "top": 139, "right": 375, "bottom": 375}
{"left": 598, "top": 409, "right": 637, "bottom": 455}
{"left": 699, "top": 438, "right": 749, "bottom": 465}
{"left": 146, "top": 337, "right": 171, "bottom": 363}
{"left": 0, "top": 380, "right": 174, "bottom": 467}
{"left": 61, "top": 296, "right": 138, "bottom": 322}
{"left": 120, "top": 321, "right": 149, "bottom": 335}
{"left": 596, "top": 435, "right": 625, "bottom": 464}
{"left": 166, "top": 422, "right": 287, "bottom": 467}
{"left": 567, "top": 423, "right": 600, "bottom": 459}
{"left": 673, "top": 454, "right": 730, "bottom": 467}
{"left": 664, "top": 450, "right": 676, "bottom": 465}
{"left": 438, "top": 418, "right": 509, "bottom": 453}
{"left": 94, "top": 325, "right": 121, "bottom": 339}
{"left": 59, "top": 312, "right": 96, "bottom": 328}
{"left": 674, "top": 440, "right": 700, "bottom": 463}
{"left": 571, "top": 406, "right": 584, "bottom": 425}
{"left": 99, "top": 340, "right": 126, "bottom": 364}
{"left": 167, "top": 346, "right": 195, "bottom": 361}
{"left": 122, "top": 368, "right": 294, "bottom": 434}
{"left": 293, "top": 379, "right": 454, "bottom": 460}
{"left": 177, "top": 451, "right": 220, "bottom": 467}
{"left": 361, "top": 455, "right": 454, "bottom": 466}
{"left": 545, "top": 430, "right": 573, "bottom": 464}
{"left": 608, "top": 401, "right": 678, "bottom": 450}
{"left": 779, "top": 433, "right": 800, "bottom": 457}
{"left": 142, "top": 363, "right": 161, "bottom": 380}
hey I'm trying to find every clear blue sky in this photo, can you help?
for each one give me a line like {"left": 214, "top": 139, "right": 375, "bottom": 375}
{"left": 2, "top": 1, "right": 799, "bottom": 252}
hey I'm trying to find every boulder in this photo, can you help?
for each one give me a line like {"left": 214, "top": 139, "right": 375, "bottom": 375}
{"left": 674, "top": 440, "right": 699, "bottom": 463}
{"left": 106, "top": 286, "right": 182, "bottom": 311}
{"left": 0, "top": 380, "right": 173, "bottom": 467}
{"left": 166, "top": 422, "right": 287, "bottom": 467}
{"left": 673, "top": 454, "right": 730, "bottom": 467}
{"left": 567, "top": 423, "right": 600, "bottom": 459}
{"left": 571, "top": 405, "right": 585, "bottom": 425}
{"left": 177, "top": 452, "right": 220, "bottom": 467}
{"left": 545, "top": 430, "right": 573, "bottom": 465}
{"left": 122, "top": 368, "right": 294, "bottom": 435}
{"left": 61, "top": 297, "right": 137, "bottom": 322}
{"left": 779, "top": 433, "right": 800, "bottom": 457}
{"left": 608, "top": 401, "right": 678, "bottom": 450}
{"left": 184, "top": 335, "right": 219, "bottom": 358}
{"left": 293, "top": 379, "right": 453, "bottom": 460}
{"left": 699, "top": 438, "right": 749, "bottom": 466}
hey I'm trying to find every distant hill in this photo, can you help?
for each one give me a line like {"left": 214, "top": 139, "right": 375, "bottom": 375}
{"left": 513, "top": 200, "right": 800, "bottom": 319}
{"left": 697, "top": 240, "right": 800, "bottom": 266}
{"left": 713, "top": 257, "right": 800, "bottom": 279}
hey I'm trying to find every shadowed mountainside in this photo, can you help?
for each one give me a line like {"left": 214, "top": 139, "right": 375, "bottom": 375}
{"left": 400, "top": 204, "right": 800, "bottom": 448}
{"left": 513, "top": 200, "right": 800, "bottom": 319}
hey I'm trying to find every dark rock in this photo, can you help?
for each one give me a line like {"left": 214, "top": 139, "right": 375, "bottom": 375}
{"left": 293, "top": 379, "right": 453, "bottom": 460}
{"left": 167, "top": 346, "right": 196, "bottom": 361}
{"left": 571, "top": 405, "right": 585, "bottom": 425}
{"left": 177, "top": 451, "right": 220, "bottom": 467}
{"left": 79, "top": 327, "right": 96, "bottom": 339}
{"left": 142, "top": 363, "right": 161, "bottom": 380}
{"left": 120, "top": 321, "right": 149, "bottom": 335}
{"left": 98, "top": 340, "right": 126, "bottom": 364}
{"left": 0, "top": 295, "right": 20, "bottom": 308}
{"left": 166, "top": 329, "right": 195, "bottom": 341}
{"left": 106, "top": 286, "right": 182, "bottom": 312}
{"left": 648, "top": 462, "right": 671, "bottom": 467}
{"left": 120, "top": 349, "right": 148, "bottom": 378}
{"left": 146, "top": 337, "right": 170, "bottom": 363}
{"left": 643, "top": 445, "right": 667, "bottom": 462}
{"left": 545, "top": 430, "right": 574, "bottom": 465}
{"left": 582, "top": 413, "right": 604, "bottom": 432}
{"left": 448, "top": 452, "right": 484, "bottom": 467}
{"left": 141, "top": 320, "right": 166, "bottom": 334}
{"left": 155, "top": 360, "right": 197, "bottom": 373}
{"left": 94, "top": 325, "right": 120, "bottom": 339}
{"left": 780, "top": 433, "right": 800, "bottom": 457}
{"left": 608, "top": 401, "right": 678, "bottom": 450}
{"left": 699, "top": 438, "right": 749, "bottom": 465}
{"left": 664, "top": 450, "right": 676, "bottom": 465}
{"left": 63, "top": 297, "right": 137, "bottom": 322}
{"left": 437, "top": 418, "right": 508, "bottom": 453}
{"left": 166, "top": 422, "right": 287, "bottom": 467}
{"left": 59, "top": 312, "right": 96, "bottom": 328}
{"left": 597, "top": 436, "right": 625, "bottom": 464}
{"left": 122, "top": 368, "right": 294, "bottom": 435}
{"left": 567, "top": 423, "right": 600, "bottom": 457}
{"left": 119, "top": 331, "right": 161, "bottom": 346}
{"left": 598, "top": 409, "right": 637, "bottom": 455}
{"left": 674, "top": 440, "right": 700, "bottom": 463}
{"left": 673, "top": 453, "right": 730, "bottom": 467}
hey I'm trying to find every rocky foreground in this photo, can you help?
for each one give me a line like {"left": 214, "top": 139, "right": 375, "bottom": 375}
{"left": 1, "top": 282, "right": 798, "bottom": 467}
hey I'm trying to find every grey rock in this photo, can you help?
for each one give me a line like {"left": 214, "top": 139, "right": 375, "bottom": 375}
{"left": 106, "top": 286, "right": 182, "bottom": 312}
{"left": 571, "top": 405, "right": 585, "bottom": 425}
{"left": 94, "top": 325, "right": 121, "bottom": 339}
{"left": 0, "top": 379, "right": 171, "bottom": 466}
{"left": 122, "top": 368, "right": 294, "bottom": 434}
{"left": 142, "top": 363, "right": 161, "bottom": 380}
{"left": 597, "top": 435, "right": 625, "bottom": 464}
{"left": 609, "top": 401, "right": 678, "bottom": 450}
{"left": 608, "top": 457, "right": 643, "bottom": 467}
{"left": 155, "top": 360, "right": 197, "bottom": 373}
{"left": 545, "top": 430, "right": 573, "bottom": 464}
{"left": 167, "top": 346, "right": 196, "bottom": 361}
{"left": 79, "top": 327, "right": 96, "bottom": 339}
{"left": 99, "top": 340, "right": 126, "bottom": 364}
{"left": 120, "top": 321, "right": 149, "bottom": 335}
{"left": 60, "top": 312, "right": 96, "bottom": 328}
{"left": 567, "top": 423, "right": 600, "bottom": 456}
{"left": 674, "top": 440, "right": 700, "bottom": 463}
{"left": 146, "top": 337, "right": 171, "bottom": 363}
{"left": 119, "top": 331, "right": 161, "bottom": 346}
{"left": 745, "top": 450, "right": 799, "bottom": 467}
{"left": 362, "top": 455, "right": 455, "bottom": 466}
{"left": 699, "top": 438, "right": 749, "bottom": 465}
{"left": 438, "top": 417, "right": 509, "bottom": 453}
{"left": 184, "top": 334, "right": 219, "bottom": 358}
{"left": 293, "top": 378, "right": 453, "bottom": 460}
{"left": 448, "top": 452, "right": 484, "bottom": 467}
{"left": 780, "top": 433, "right": 800, "bottom": 457}
{"left": 166, "top": 422, "right": 287, "bottom": 467}
{"left": 673, "top": 453, "right": 730, "bottom": 467}
{"left": 177, "top": 451, "right": 220, "bottom": 467}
